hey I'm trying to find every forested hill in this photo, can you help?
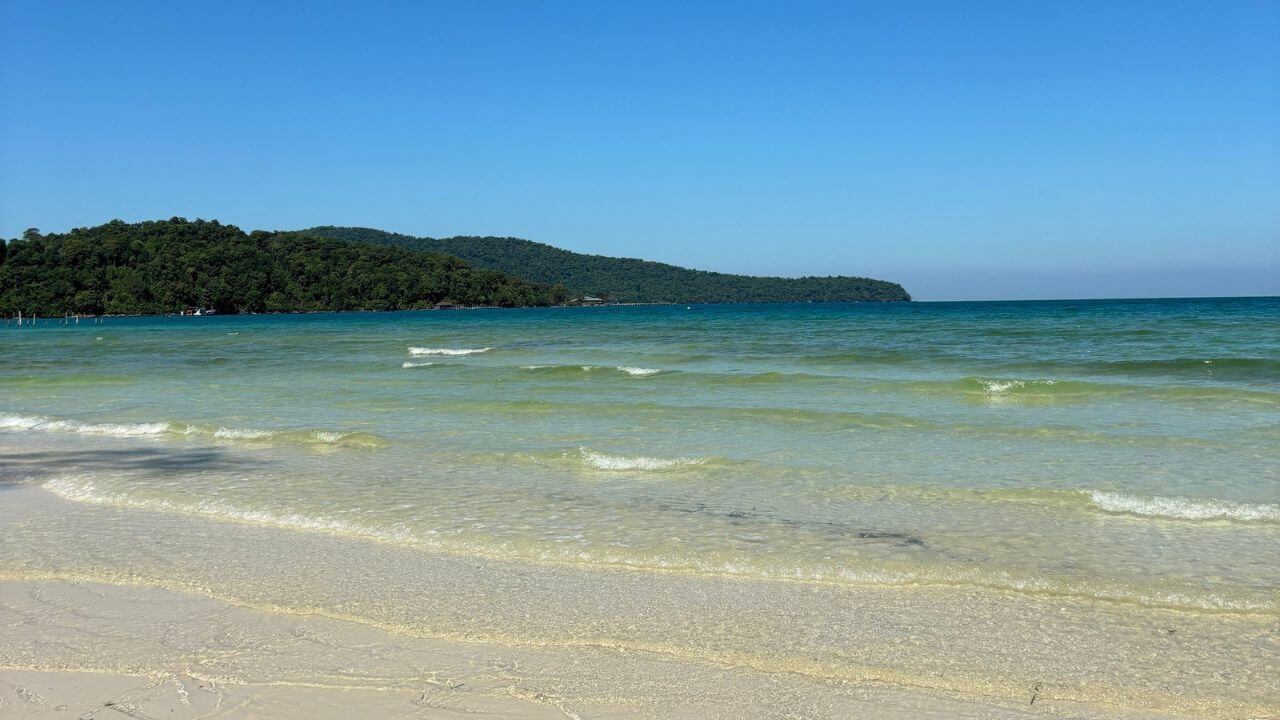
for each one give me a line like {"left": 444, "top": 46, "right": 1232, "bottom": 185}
{"left": 302, "top": 227, "right": 911, "bottom": 303}
{"left": 0, "top": 219, "right": 567, "bottom": 316}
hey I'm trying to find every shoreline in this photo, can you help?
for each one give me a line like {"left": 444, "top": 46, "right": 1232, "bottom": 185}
{"left": 0, "top": 298, "right": 915, "bottom": 323}
{"left": 6, "top": 295, "right": 1277, "bottom": 323}
{"left": 1, "top": 479, "right": 1273, "bottom": 719}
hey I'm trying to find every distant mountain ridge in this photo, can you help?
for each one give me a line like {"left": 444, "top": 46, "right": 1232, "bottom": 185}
{"left": 301, "top": 226, "right": 910, "bottom": 303}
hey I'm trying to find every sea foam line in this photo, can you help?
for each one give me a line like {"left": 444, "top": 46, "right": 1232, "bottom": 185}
{"left": 0, "top": 414, "right": 170, "bottom": 437}
{"left": 408, "top": 347, "right": 490, "bottom": 356}
{"left": 973, "top": 378, "right": 1060, "bottom": 395}
{"left": 579, "top": 448, "right": 705, "bottom": 471}
{"left": 1088, "top": 490, "right": 1279, "bottom": 522}
{"left": 616, "top": 366, "right": 662, "bottom": 376}
{"left": 0, "top": 413, "right": 385, "bottom": 448}
{"left": 41, "top": 476, "right": 413, "bottom": 542}
{"left": 211, "top": 427, "right": 275, "bottom": 440}
{"left": 515, "top": 364, "right": 662, "bottom": 376}
{"left": 37, "top": 475, "right": 1276, "bottom": 615}
{"left": 824, "top": 482, "right": 1280, "bottom": 524}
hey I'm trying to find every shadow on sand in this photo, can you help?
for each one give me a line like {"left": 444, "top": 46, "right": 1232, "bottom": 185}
{"left": 0, "top": 446, "right": 267, "bottom": 484}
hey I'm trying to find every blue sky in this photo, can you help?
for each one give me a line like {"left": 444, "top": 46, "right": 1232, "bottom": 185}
{"left": 2, "top": 1, "right": 1276, "bottom": 300}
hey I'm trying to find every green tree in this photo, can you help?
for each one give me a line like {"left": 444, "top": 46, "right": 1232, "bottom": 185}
{"left": 303, "top": 226, "right": 911, "bottom": 303}
{"left": 0, "top": 220, "right": 564, "bottom": 317}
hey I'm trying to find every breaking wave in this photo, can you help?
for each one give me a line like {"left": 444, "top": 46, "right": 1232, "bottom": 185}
{"left": 972, "top": 378, "right": 1057, "bottom": 395}
{"left": 579, "top": 448, "right": 707, "bottom": 471}
{"left": 0, "top": 414, "right": 169, "bottom": 437}
{"left": 42, "top": 476, "right": 408, "bottom": 541}
{"left": 1088, "top": 491, "right": 1279, "bottom": 522}
{"left": 408, "top": 347, "right": 490, "bottom": 356}
{"left": 0, "top": 413, "right": 386, "bottom": 448}
{"left": 616, "top": 366, "right": 662, "bottom": 376}
{"left": 824, "top": 484, "right": 1279, "bottom": 524}
{"left": 513, "top": 364, "right": 664, "bottom": 377}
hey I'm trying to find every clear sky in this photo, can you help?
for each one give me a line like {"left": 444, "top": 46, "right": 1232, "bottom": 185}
{"left": 2, "top": 1, "right": 1276, "bottom": 300}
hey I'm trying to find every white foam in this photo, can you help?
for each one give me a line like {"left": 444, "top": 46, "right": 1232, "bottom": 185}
{"left": 580, "top": 448, "right": 705, "bottom": 471}
{"left": 974, "top": 378, "right": 1061, "bottom": 395}
{"left": 1088, "top": 490, "right": 1279, "bottom": 522}
{"left": 979, "top": 379, "right": 1024, "bottom": 394}
{"left": 401, "top": 360, "right": 435, "bottom": 368}
{"left": 408, "top": 347, "right": 490, "bottom": 356}
{"left": 212, "top": 427, "right": 275, "bottom": 440}
{"left": 0, "top": 414, "right": 43, "bottom": 430}
{"left": 310, "top": 431, "right": 347, "bottom": 444}
{"left": 42, "top": 476, "right": 414, "bottom": 543}
{"left": 0, "top": 414, "right": 171, "bottom": 437}
{"left": 214, "top": 427, "right": 374, "bottom": 446}
{"left": 60, "top": 421, "right": 170, "bottom": 436}
{"left": 978, "top": 379, "right": 1040, "bottom": 395}
{"left": 1, "top": 412, "right": 380, "bottom": 448}
{"left": 617, "top": 366, "right": 661, "bottom": 377}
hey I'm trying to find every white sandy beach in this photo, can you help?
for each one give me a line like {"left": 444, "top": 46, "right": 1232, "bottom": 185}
{"left": 2, "top": 479, "right": 1275, "bottom": 720}
{"left": 1, "top": 577, "right": 1225, "bottom": 720}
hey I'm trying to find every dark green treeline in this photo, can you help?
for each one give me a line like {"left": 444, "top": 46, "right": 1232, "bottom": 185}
{"left": 305, "top": 226, "right": 912, "bottom": 303}
{"left": 0, "top": 219, "right": 568, "bottom": 316}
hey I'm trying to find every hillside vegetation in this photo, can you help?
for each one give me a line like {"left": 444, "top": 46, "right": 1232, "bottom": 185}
{"left": 0, "top": 219, "right": 567, "bottom": 316}
{"left": 304, "top": 227, "right": 910, "bottom": 303}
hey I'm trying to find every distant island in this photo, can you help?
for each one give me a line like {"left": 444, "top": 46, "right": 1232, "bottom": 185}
{"left": 304, "top": 226, "right": 911, "bottom": 304}
{"left": 0, "top": 219, "right": 909, "bottom": 317}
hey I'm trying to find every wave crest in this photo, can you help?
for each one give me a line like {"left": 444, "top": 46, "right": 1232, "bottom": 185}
{"left": 1, "top": 413, "right": 386, "bottom": 448}
{"left": 616, "top": 366, "right": 662, "bottom": 377}
{"left": 1088, "top": 491, "right": 1279, "bottom": 522}
{"left": 513, "top": 364, "right": 663, "bottom": 377}
{"left": 408, "top": 347, "right": 490, "bottom": 356}
{"left": 579, "top": 448, "right": 706, "bottom": 471}
{"left": 1, "top": 414, "right": 170, "bottom": 437}
{"left": 825, "top": 484, "right": 1280, "bottom": 524}
{"left": 42, "top": 476, "right": 409, "bottom": 541}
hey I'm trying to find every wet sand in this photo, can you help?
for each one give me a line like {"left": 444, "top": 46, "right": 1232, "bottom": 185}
{"left": 2, "top": 480, "right": 1275, "bottom": 719}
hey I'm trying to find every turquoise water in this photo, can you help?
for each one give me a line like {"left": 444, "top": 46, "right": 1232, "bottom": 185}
{"left": 2, "top": 298, "right": 1279, "bottom": 715}
{"left": 2, "top": 298, "right": 1278, "bottom": 613}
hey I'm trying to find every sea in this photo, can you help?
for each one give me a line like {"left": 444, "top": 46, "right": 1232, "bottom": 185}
{"left": 2, "top": 297, "right": 1277, "bottom": 716}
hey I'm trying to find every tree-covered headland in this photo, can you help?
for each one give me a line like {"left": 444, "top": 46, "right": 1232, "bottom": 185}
{"left": 0, "top": 218, "right": 912, "bottom": 317}
{"left": 305, "top": 226, "right": 912, "bottom": 303}
{"left": 0, "top": 219, "right": 568, "bottom": 316}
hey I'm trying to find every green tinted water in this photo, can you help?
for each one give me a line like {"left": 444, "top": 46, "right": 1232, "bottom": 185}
{"left": 2, "top": 299, "right": 1277, "bottom": 613}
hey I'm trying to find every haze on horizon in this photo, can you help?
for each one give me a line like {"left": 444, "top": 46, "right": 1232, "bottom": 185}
{"left": 1, "top": 1, "right": 1276, "bottom": 301}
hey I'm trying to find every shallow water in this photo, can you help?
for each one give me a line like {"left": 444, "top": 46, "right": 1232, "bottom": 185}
{"left": 2, "top": 298, "right": 1278, "bottom": 714}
